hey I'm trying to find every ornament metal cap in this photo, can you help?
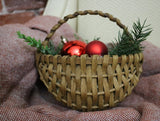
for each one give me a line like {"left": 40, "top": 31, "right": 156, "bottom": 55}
{"left": 61, "top": 36, "right": 68, "bottom": 44}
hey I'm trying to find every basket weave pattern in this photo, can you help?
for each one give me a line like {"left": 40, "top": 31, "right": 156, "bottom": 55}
{"left": 36, "top": 10, "right": 143, "bottom": 111}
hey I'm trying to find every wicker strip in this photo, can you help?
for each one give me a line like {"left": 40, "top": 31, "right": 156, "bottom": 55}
{"left": 92, "top": 56, "right": 98, "bottom": 107}
{"left": 86, "top": 66, "right": 92, "bottom": 110}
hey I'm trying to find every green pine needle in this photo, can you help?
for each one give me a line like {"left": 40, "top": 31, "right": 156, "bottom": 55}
{"left": 94, "top": 37, "right": 100, "bottom": 40}
{"left": 109, "top": 19, "right": 152, "bottom": 56}
{"left": 74, "top": 33, "right": 89, "bottom": 44}
{"left": 17, "top": 19, "right": 152, "bottom": 57}
{"left": 17, "top": 31, "right": 61, "bottom": 55}
{"left": 48, "top": 41, "right": 63, "bottom": 55}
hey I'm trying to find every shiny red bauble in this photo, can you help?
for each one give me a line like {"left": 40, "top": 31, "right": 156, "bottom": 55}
{"left": 61, "top": 40, "right": 86, "bottom": 56}
{"left": 85, "top": 40, "right": 108, "bottom": 56}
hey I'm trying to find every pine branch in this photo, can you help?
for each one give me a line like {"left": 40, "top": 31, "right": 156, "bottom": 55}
{"left": 74, "top": 33, "right": 89, "bottom": 43}
{"left": 17, "top": 31, "right": 53, "bottom": 55}
{"left": 48, "top": 41, "right": 63, "bottom": 55}
{"left": 17, "top": 31, "right": 42, "bottom": 49}
{"left": 132, "top": 19, "right": 152, "bottom": 42}
{"left": 109, "top": 19, "right": 152, "bottom": 56}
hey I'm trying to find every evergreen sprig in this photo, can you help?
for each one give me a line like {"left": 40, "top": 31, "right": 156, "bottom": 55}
{"left": 48, "top": 41, "right": 63, "bottom": 55}
{"left": 17, "top": 31, "right": 62, "bottom": 55}
{"left": 17, "top": 19, "right": 152, "bottom": 56}
{"left": 109, "top": 19, "right": 152, "bottom": 56}
{"left": 74, "top": 33, "right": 89, "bottom": 44}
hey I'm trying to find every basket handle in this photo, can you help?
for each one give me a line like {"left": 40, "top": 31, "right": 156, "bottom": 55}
{"left": 43, "top": 10, "right": 128, "bottom": 46}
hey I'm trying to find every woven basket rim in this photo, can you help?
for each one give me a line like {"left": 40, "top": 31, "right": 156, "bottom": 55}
{"left": 36, "top": 51, "right": 143, "bottom": 65}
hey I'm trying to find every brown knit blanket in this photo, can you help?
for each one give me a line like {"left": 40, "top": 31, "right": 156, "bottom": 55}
{"left": 0, "top": 16, "right": 160, "bottom": 121}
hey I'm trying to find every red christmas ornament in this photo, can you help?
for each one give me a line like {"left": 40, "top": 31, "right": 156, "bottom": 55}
{"left": 61, "top": 37, "right": 86, "bottom": 56}
{"left": 85, "top": 40, "right": 108, "bottom": 56}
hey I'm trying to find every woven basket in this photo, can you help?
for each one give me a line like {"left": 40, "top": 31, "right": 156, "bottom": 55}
{"left": 36, "top": 10, "right": 143, "bottom": 111}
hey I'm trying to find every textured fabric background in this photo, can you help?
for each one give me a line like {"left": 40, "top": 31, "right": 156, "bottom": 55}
{"left": 0, "top": 16, "right": 160, "bottom": 121}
